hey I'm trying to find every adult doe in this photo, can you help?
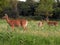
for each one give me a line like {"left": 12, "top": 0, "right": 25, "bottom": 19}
{"left": 47, "top": 21, "right": 58, "bottom": 26}
{"left": 2, "top": 14, "right": 28, "bottom": 30}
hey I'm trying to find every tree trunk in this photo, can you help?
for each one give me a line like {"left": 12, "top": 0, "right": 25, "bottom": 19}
{"left": 57, "top": 0, "right": 59, "bottom": 4}
{"left": 11, "top": 0, "right": 19, "bottom": 18}
{"left": 14, "top": 2, "right": 19, "bottom": 18}
{"left": 45, "top": 12, "right": 49, "bottom": 22}
{"left": 46, "top": 16, "right": 49, "bottom": 22}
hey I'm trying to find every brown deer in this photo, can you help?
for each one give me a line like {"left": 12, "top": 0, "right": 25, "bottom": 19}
{"left": 38, "top": 21, "right": 43, "bottom": 27}
{"left": 2, "top": 14, "right": 28, "bottom": 30}
{"left": 47, "top": 20, "right": 58, "bottom": 26}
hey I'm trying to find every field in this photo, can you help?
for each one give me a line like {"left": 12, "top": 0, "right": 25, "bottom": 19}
{"left": 0, "top": 19, "right": 60, "bottom": 45}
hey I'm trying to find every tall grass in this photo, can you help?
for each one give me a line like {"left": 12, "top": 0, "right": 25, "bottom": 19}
{"left": 0, "top": 19, "right": 60, "bottom": 45}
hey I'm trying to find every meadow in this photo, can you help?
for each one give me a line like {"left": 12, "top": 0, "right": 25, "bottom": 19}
{"left": 0, "top": 19, "right": 60, "bottom": 45}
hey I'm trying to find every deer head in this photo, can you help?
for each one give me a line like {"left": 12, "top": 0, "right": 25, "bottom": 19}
{"left": 2, "top": 14, "right": 8, "bottom": 19}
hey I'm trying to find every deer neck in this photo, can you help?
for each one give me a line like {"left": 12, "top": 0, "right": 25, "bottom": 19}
{"left": 5, "top": 17, "right": 10, "bottom": 23}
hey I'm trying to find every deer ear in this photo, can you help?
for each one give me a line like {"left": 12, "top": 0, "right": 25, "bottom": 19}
{"left": 5, "top": 14, "right": 8, "bottom": 16}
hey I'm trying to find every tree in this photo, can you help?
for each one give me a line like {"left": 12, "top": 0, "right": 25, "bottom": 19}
{"left": 35, "top": 0, "right": 54, "bottom": 21}
{"left": 10, "top": 0, "right": 19, "bottom": 18}
{"left": 0, "top": 0, "right": 11, "bottom": 18}
{"left": 56, "top": 0, "right": 60, "bottom": 7}
{"left": 26, "top": 0, "right": 39, "bottom": 16}
{"left": 56, "top": 0, "right": 60, "bottom": 4}
{"left": 0, "top": 0, "right": 10, "bottom": 12}
{"left": 0, "top": 0, "right": 19, "bottom": 18}
{"left": 18, "top": 2, "right": 31, "bottom": 16}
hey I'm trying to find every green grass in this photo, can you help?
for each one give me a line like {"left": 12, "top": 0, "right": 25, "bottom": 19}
{"left": 0, "top": 19, "right": 60, "bottom": 45}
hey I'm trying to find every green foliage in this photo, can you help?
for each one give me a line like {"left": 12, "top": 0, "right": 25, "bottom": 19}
{"left": 35, "top": 0, "right": 54, "bottom": 16}
{"left": 54, "top": 7, "right": 60, "bottom": 19}
{"left": 0, "top": 0, "right": 11, "bottom": 12}
{"left": 0, "top": 20, "right": 60, "bottom": 45}
{"left": 54, "top": 7, "right": 60, "bottom": 13}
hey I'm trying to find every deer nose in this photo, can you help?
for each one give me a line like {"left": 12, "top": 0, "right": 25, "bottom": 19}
{"left": 2, "top": 16, "right": 5, "bottom": 19}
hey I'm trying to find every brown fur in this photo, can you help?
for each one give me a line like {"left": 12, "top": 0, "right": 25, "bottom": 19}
{"left": 38, "top": 21, "right": 43, "bottom": 27}
{"left": 47, "top": 21, "right": 58, "bottom": 26}
{"left": 2, "top": 14, "right": 28, "bottom": 30}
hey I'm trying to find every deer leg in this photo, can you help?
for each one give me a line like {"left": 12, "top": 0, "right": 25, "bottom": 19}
{"left": 22, "top": 25, "right": 27, "bottom": 30}
{"left": 11, "top": 25, "right": 14, "bottom": 30}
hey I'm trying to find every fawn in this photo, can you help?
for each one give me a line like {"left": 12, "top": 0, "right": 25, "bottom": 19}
{"left": 38, "top": 21, "right": 43, "bottom": 27}
{"left": 2, "top": 14, "right": 28, "bottom": 30}
{"left": 47, "top": 20, "right": 58, "bottom": 26}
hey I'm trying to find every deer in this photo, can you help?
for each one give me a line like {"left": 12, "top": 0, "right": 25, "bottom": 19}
{"left": 38, "top": 21, "right": 43, "bottom": 27}
{"left": 47, "top": 20, "right": 58, "bottom": 26}
{"left": 2, "top": 14, "right": 28, "bottom": 30}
